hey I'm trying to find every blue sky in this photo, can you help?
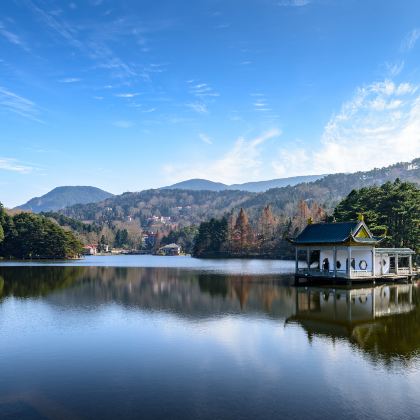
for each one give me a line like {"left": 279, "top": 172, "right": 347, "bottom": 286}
{"left": 1, "top": 0, "right": 420, "bottom": 207}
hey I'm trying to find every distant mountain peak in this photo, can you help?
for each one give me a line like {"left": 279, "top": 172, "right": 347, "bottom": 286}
{"left": 162, "top": 174, "right": 324, "bottom": 193}
{"left": 161, "top": 179, "right": 228, "bottom": 191}
{"left": 16, "top": 186, "right": 114, "bottom": 213}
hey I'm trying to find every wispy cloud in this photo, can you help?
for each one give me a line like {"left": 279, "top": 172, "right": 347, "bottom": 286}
{"left": 401, "top": 28, "right": 420, "bottom": 52}
{"left": 252, "top": 93, "right": 271, "bottom": 112}
{"left": 188, "top": 82, "right": 219, "bottom": 98}
{"left": 26, "top": 1, "right": 139, "bottom": 81}
{"left": 115, "top": 92, "right": 140, "bottom": 98}
{"left": 272, "top": 80, "right": 420, "bottom": 176}
{"left": 278, "top": 0, "right": 311, "bottom": 7}
{"left": 385, "top": 61, "right": 404, "bottom": 77}
{"left": 187, "top": 102, "right": 208, "bottom": 114}
{"left": 58, "top": 77, "right": 81, "bottom": 83}
{"left": 0, "top": 86, "right": 42, "bottom": 122}
{"left": 112, "top": 120, "right": 135, "bottom": 128}
{"left": 199, "top": 133, "right": 213, "bottom": 144}
{"left": 0, "top": 157, "right": 34, "bottom": 174}
{"left": 0, "top": 21, "right": 29, "bottom": 51}
{"left": 163, "top": 129, "right": 281, "bottom": 184}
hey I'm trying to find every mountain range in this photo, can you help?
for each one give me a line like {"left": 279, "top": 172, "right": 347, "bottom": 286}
{"left": 15, "top": 159, "right": 420, "bottom": 217}
{"left": 58, "top": 158, "right": 419, "bottom": 228}
{"left": 161, "top": 174, "right": 324, "bottom": 192}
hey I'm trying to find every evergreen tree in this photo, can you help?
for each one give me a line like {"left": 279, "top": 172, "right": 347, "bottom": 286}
{"left": 333, "top": 180, "right": 420, "bottom": 252}
{"left": 0, "top": 205, "right": 82, "bottom": 259}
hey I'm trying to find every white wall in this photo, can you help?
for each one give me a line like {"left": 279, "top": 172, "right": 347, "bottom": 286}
{"left": 375, "top": 254, "right": 390, "bottom": 274}
{"left": 351, "top": 248, "right": 373, "bottom": 271}
{"left": 319, "top": 247, "right": 374, "bottom": 272}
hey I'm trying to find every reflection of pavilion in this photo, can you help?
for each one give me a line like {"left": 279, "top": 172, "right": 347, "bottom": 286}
{"left": 287, "top": 284, "right": 415, "bottom": 334}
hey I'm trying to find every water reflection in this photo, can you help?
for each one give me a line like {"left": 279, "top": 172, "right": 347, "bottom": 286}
{"left": 0, "top": 266, "right": 419, "bottom": 365}
{"left": 287, "top": 285, "right": 419, "bottom": 365}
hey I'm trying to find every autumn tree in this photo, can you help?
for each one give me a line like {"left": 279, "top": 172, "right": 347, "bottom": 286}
{"left": 258, "top": 205, "right": 276, "bottom": 243}
{"left": 233, "top": 208, "right": 253, "bottom": 254}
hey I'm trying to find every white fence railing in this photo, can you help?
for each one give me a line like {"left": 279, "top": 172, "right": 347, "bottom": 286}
{"left": 297, "top": 268, "right": 374, "bottom": 278}
{"left": 351, "top": 270, "right": 373, "bottom": 278}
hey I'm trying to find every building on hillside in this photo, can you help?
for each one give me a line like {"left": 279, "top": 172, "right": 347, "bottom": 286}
{"left": 158, "top": 243, "right": 181, "bottom": 256}
{"left": 82, "top": 244, "right": 98, "bottom": 255}
{"left": 289, "top": 216, "right": 416, "bottom": 285}
{"left": 142, "top": 231, "right": 156, "bottom": 248}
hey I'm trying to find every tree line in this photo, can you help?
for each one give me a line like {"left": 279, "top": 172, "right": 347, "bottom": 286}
{"left": 192, "top": 180, "right": 420, "bottom": 258}
{"left": 0, "top": 204, "right": 82, "bottom": 259}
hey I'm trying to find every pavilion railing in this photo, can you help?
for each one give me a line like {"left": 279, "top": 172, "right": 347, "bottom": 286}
{"left": 350, "top": 270, "right": 373, "bottom": 278}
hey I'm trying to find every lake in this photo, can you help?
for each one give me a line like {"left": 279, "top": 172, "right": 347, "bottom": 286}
{"left": 0, "top": 256, "right": 419, "bottom": 419}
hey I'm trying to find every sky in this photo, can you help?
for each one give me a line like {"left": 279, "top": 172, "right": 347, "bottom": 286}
{"left": 1, "top": 0, "right": 420, "bottom": 207}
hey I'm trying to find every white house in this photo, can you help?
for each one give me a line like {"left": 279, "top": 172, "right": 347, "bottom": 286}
{"left": 290, "top": 217, "right": 415, "bottom": 284}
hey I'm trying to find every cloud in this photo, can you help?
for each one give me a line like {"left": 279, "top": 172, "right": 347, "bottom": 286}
{"left": 401, "top": 28, "right": 420, "bottom": 52}
{"left": 112, "top": 120, "right": 135, "bottom": 128}
{"left": 58, "top": 77, "right": 81, "bottom": 83}
{"left": 115, "top": 92, "right": 140, "bottom": 98}
{"left": 199, "top": 133, "right": 213, "bottom": 144}
{"left": 272, "top": 80, "right": 420, "bottom": 176}
{"left": 0, "top": 22, "right": 29, "bottom": 51}
{"left": 0, "top": 86, "right": 43, "bottom": 122}
{"left": 187, "top": 102, "right": 208, "bottom": 114}
{"left": 0, "top": 158, "right": 34, "bottom": 174}
{"left": 188, "top": 81, "right": 219, "bottom": 98}
{"left": 252, "top": 93, "right": 271, "bottom": 112}
{"left": 26, "top": 1, "right": 139, "bottom": 81}
{"left": 163, "top": 129, "right": 281, "bottom": 184}
{"left": 278, "top": 0, "right": 311, "bottom": 7}
{"left": 385, "top": 61, "right": 404, "bottom": 77}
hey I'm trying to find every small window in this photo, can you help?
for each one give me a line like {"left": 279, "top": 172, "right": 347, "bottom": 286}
{"left": 359, "top": 260, "right": 368, "bottom": 270}
{"left": 336, "top": 260, "right": 341, "bottom": 269}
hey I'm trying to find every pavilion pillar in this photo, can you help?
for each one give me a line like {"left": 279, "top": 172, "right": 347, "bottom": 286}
{"left": 395, "top": 254, "right": 399, "bottom": 274}
{"left": 306, "top": 248, "right": 310, "bottom": 268}
{"left": 372, "top": 248, "right": 376, "bottom": 277}
{"left": 333, "top": 246, "right": 337, "bottom": 278}
{"left": 295, "top": 247, "right": 298, "bottom": 274}
{"left": 347, "top": 247, "right": 352, "bottom": 279}
{"left": 409, "top": 254, "right": 412, "bottom": 275}
{"left": 381, "top": 254, "right": 384, "bottom": 276}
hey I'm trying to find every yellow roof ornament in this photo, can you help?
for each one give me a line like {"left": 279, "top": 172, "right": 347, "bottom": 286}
{"left": 307, "top": 217, "right": 313, "bottom": 225}
{"left": 357, "top": 213, "right": 364, "bottom": 222}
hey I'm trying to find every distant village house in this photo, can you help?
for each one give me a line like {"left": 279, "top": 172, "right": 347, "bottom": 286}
{"left": 158, "top": 243, "right": 182, "bottom": 256}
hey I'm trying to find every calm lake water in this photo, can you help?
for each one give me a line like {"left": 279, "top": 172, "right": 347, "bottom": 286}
{"left": 0, "top": 256, "right": 419, "bottom": 420}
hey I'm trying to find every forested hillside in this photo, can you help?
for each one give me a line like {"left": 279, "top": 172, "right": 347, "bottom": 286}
{"left": 60, "top": 158, "right": 419, "bottom": 229}
{"left": 193, "top": 180, "right": 420, "bottom": 259}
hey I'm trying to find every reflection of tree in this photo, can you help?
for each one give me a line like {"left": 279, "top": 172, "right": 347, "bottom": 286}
{"left": 0, "top": 266, "right": 84, "bottom": 298}
{"left": 198, "top": 274, "right": 228, "bottom": 298}
{"left": 288, "top": 284, "right": 420, "bottom": 366}
{"left": 350, "top": 291, "right": 420, "bottom": 366}
{"left": 1, "top": 265, "right": 418, "bottom": 367}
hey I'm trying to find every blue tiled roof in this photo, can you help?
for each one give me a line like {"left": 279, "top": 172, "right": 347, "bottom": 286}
{"left": 293, "top": 222, "right": 359, "bottom": 244}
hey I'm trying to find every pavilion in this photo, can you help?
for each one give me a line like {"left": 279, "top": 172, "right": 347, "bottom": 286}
{"left": 289, "top": 216, "right": 416, "bottom": 285}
